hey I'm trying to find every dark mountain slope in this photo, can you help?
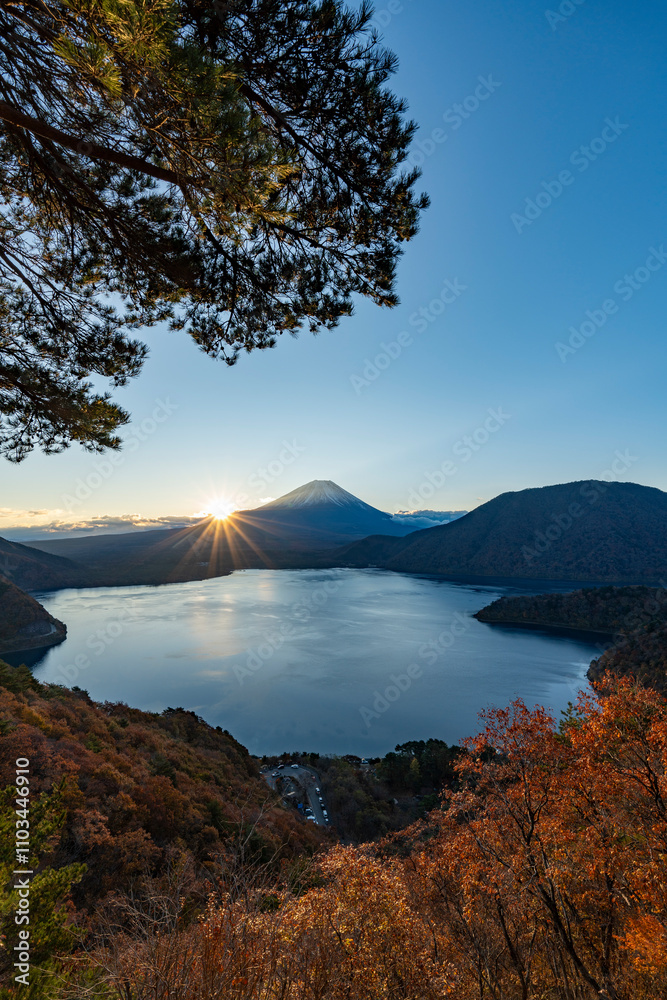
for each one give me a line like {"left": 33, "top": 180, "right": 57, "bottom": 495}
{"left": 340, "top": 481, "right": 667, "bottom": 584}
{"left": 27, "top": 481, "right": 417, "bottom": 585}
{"left": 474, "top": 584, "right": 667, "bottom": 696}
{"left": 0, "top": 576, "right": 67, "bottom": 652}
{"left": 474, "top": 585, "right": 664, "bottom": 634}
{"left": 0, "top": 535, "right": 89, "bottom": 590}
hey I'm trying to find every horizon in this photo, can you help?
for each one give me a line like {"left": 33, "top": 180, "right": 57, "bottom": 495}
{"left": 4, "top": 0, "right": 666, "bottom": 534}
{"left": 2, "top": 470, "right": 659, "bottom": 542}
{"left": 2, "top": 4, "right": 667, "bottom": 995}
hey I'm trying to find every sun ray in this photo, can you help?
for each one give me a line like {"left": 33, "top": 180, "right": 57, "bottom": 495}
{"left": 196, "top": 497, "right": 238, "bottom": 521}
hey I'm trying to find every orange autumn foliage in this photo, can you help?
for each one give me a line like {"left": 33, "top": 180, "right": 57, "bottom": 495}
{"left": 77, "top": 676, "right": 667, "bottom": 1000}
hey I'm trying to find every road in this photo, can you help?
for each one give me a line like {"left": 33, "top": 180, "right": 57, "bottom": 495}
{"left": 262, "top": 763, "right": 328, "bottom": 826}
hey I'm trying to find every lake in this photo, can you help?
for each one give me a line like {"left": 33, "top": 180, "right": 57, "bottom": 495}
{"left": 28, "top": 568, "right": 606, "bottom": 756}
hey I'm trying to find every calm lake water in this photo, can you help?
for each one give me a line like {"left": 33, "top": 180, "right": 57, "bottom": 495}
{"left": 29, "top": 569, "right": 605, "bottom": 756}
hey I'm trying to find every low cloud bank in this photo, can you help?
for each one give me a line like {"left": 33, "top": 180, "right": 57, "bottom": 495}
{"left": 390, "top": 509, "right": 467, "bottom": 530}
{"left": 1, "top": 513, "right": 203, "bottom": 542}
{"left": 2, "top": 508, "right": 469, "bottom": 542}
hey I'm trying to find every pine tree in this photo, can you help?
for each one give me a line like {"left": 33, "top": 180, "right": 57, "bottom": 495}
{"left": 0, "top": 1, "right": 427, "bottom": 460}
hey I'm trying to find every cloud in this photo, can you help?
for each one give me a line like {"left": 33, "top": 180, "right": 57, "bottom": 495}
{"left": 390, "top": 509, "right": 468, "bottom": 530}
{"left": 0, "top": 512, "right": 205, "bottom": 542}
{"left": 0, "top": 507, "right": 469, "bottom": 542}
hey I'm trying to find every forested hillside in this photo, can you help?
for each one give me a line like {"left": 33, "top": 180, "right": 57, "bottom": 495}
{"left": 475, "top": 585, "right": 667, "bottom": 695}
{"left": 589, "top": 621, "right": 667, "bottom": 695}
{"left": 341, "top": 481, "right": 667, "bottom": 583}
{"left": 3, "top": 665, "right": 667, "bottom": 998}
{"left": 0, "top": 662, "right": 325, "bottom": 994}
{"left": 475, "top": 585, "right": 666, "bottom": 633}
{"left": 0, "top": 579, "right": 66, "bottom": 653}
{"left": 3, "top": 673, "right": 667, "bottom": 1000}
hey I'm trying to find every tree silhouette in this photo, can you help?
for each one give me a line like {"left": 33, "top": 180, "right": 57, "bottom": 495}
{"left": 0, "top": 0, "right": 427, "bottom": 460}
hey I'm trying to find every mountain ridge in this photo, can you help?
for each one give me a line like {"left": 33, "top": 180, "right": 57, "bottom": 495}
{"left": 0, "top": 535, "right": 90, "bottom": 590}
{"left": 22, "top": 480, "right": 417, "bottom": 585}
{"left": 338, "top": 480, "right": 667, "bottom": 584}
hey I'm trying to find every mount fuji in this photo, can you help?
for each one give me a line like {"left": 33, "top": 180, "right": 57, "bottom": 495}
{"left": 245, "top": 479, "right": 415, "bottom": 543}
{"left": 26, "top": 480, "right": 420, "bottom": 585}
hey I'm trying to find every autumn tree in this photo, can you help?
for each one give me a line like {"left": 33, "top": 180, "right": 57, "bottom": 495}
{"left": 0, "top": 0, "right": 427, "bottom": 460}
{"left": 407, "top": 681, "right": 667, "bottom": 999}
{"left": 51, "top": 677, "right": 667, "bottom": 999}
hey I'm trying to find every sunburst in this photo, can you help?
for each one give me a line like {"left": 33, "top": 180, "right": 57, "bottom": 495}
{"left": 198, "top": 498, "right": 238, "bottom": 521}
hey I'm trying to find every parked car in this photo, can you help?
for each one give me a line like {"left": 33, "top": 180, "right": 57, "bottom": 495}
{"left": 272, "top": 771, "right": 279, "bottom": 777}
{"left": 322, "top": 809, "right": 328, "bottom": 819}
{"left": 291, "top": 764, "right": 299, "bottom": 769}
{"left": 315, "top": 787, "right": 320, "bottom": 793}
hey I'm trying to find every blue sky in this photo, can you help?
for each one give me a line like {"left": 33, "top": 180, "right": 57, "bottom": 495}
{"left": 3, "top": 0, "right": 666, "bottom": 537}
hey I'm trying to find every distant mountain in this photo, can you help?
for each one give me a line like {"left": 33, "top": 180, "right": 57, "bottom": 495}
{"left": 28, "top": 480, "right": 418, "bottom": 585}
{"left": 0, "top": 535, "right": 89, "bottom": 591}
{"left": 0, "top": 576, "right": 67, "bottom": 654}
{"left": 339, "top": 481, "right": 667, "bottom": 584}
{"left": 246, "top": 480, "right": 417, "bottom": 543}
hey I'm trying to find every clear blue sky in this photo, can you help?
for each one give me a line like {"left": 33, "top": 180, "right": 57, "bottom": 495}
{"left": 3, "top": 0, "right": 667, "bottom": 536}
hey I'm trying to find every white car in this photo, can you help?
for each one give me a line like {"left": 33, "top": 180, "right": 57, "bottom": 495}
{"left": 322, "top": 809, "right": 328, "bottom": 819}
{"left": 291, "top": 764, "right": 299, "bottom": 769}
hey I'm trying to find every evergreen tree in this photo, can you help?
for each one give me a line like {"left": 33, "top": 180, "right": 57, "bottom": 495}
{"left": 0, "top": 1, "right": 427, "bottom": 460}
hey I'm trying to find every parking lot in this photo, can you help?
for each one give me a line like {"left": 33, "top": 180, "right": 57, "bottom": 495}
{"left": 262, "top": 762, "right": 328, "bottom": 826}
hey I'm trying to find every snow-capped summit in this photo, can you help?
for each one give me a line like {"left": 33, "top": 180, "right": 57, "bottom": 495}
{"left": 231, "top": 479, "right": 418, "bottom": 545}
{"left": 260, "top": 480, "right": 373, "bottom": 510}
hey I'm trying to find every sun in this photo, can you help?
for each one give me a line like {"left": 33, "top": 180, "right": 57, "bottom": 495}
{"left": 199, "top": 498, "right": 237, "bottom": 521}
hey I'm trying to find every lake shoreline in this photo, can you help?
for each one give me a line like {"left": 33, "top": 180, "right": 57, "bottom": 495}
{"left": 473, "top": 616, "right": 616, "bottom": 643}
